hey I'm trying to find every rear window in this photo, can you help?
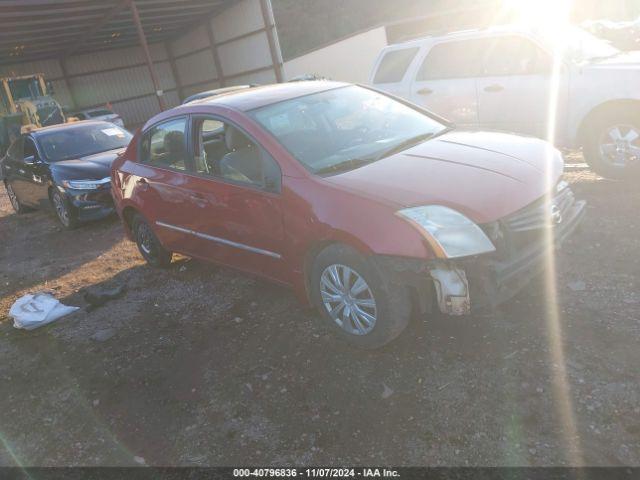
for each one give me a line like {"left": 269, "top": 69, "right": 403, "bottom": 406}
{"left": 416, "top": 40, "right": 485, "bottom": 80}
{"left": 373, "top": 47, "right": 419, "bottom": 84}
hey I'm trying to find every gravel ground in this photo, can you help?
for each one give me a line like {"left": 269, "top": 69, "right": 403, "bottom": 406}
{"left": 0, "top": 164, "right": 638, "bottom": 467}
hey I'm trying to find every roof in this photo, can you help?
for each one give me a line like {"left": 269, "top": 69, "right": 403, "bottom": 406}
{"left": 193, "top": 80, "right": 350, "bottom": 111}
{"left": 0, "top": 0, "right": 235, "bottom": 65}
{"left": 29, "top": 120, "right": 119, "bottom": 135}
{"left": 384, "top": 24, "right": 535, "bottom": 49}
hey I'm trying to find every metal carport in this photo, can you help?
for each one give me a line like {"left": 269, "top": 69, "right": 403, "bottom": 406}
{"left": 0, "top": 0, "right": 284, "bottom": 128}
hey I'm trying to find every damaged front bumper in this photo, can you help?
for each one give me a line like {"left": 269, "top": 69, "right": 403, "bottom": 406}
{"left": 376, "top": 198, "right": 587, "bottom": 316}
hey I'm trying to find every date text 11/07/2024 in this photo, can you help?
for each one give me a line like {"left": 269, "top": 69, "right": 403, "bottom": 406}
{"left": 232, "top": 468, "right": 400, "bottom": 478}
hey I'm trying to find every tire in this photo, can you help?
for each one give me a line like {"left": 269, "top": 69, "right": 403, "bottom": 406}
{"left": 51, "top": 190, "right": 78, "bottom": 229}
{"left": 583, "top": 108, "right": 640, "bottom": 180}
{"left": 132, "top": 214, "right": 172, "bottom": 268}
{"left": 310, "top": 244, "right": 411, "bottom": 349}
{"left": 5, "top": 181, "right": 29, "bottom": 214}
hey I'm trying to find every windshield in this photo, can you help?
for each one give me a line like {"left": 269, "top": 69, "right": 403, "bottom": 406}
{"left": 538, "top": 26, "right": 620, "bottom": 62}
{"left": 38, "top": 124, "right": 132, "bottom": 162}
{"left": 250, "top": 85, "right": 447, "bottom": 175}
{"left": 8, "top": 78, "right": 44, "bottom": 100}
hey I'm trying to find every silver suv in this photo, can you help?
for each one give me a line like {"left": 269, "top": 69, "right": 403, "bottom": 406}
{"left": 369, "top": 25, "right": 640, "bottom": 179}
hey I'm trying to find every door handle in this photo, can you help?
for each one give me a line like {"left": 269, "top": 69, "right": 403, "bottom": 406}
{"left": 484, "top": 84, "right": 504, "bottom": 93}
{"left": 417, "top": 87, "right": 433, "bottom": 95}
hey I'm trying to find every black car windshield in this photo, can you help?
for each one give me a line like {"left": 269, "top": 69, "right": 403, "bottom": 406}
{"left": 249, "top": 85, "right": 447, "bottom": 175}
{"left": 38, "top": 123, "right": 132, "bottom": 162}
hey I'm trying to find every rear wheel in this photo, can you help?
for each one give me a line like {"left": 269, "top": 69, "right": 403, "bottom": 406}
{"left": 310, "top": 244, "right": 411, "bottom": 349}
{"left": 583, "top": 109, "right": 640, "bottom": 179}
{"left": 132, "top": 214, "right": 172, "bottom": 268}
{"left": 5, "top": 182, "right": 29, "bottom": 214}
{"left": 51, "top": 190, "right": 78, "bottom": 229}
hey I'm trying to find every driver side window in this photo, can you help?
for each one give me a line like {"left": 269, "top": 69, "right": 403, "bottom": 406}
{"left": 140, "top": 117, "right": 188, "bottom": 171}
{"left": 192, "top": 117, "right": 281, "bottom": 193}
{"left": 23, "top": 138, "right": 37, "bottom": 162}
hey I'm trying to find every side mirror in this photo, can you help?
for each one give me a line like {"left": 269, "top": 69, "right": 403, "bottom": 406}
{"left": 46, "top": 81, "right": 55, "bottom": 95}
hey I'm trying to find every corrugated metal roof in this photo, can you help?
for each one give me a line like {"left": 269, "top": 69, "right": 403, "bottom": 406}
{"left": 0, "top": 0, "right": 235, "bottom": 65}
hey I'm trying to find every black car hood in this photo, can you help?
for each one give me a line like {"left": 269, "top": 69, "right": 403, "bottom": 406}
{"left": 51, "top": 148, "right": 125, "bottom": 181}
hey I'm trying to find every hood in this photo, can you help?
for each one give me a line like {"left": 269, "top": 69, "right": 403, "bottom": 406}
{"left": 51, "top": 148, "right": 125, "bottom": 181}
{"left": 323, "top": 130, "right": 563, "bottom": 224}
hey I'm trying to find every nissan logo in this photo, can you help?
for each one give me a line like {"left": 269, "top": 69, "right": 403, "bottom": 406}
{"left": 550, "top": 204, "right": 563, "bottom": 225}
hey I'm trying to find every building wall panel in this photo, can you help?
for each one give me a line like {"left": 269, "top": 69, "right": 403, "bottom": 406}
{"left": 171, "top": 25, "right": 210, "bottom": 57}
{"left": 218, "top": 31, "right": 272, "bottom": 76}
{"left": 211, "top": 0, "right": 264, "bottom": 43}
{"left": 283, "top": 27, "right": 388, "bottom": 83}
{"left": 175, "top": 50, "right": 217, "bottom": 87}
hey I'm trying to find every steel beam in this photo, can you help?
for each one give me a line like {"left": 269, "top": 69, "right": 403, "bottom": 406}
{"left": 259, "top": 0, "right": 284, "bottom": 83}
{"left": 131, "top": 0, "right": 166, "bottom": 110}
{"left": 205, "top": 20, "right": 225, "bottom": 87}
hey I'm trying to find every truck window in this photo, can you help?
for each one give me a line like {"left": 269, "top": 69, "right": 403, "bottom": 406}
{"left": 373, "top": 47, "right": 419, "bottom": 84}
{"left": 416, "top": 40, "right": 484, "bottom": 81}
{"left": 482, "top": 36, "right": 552, "bottom": 76}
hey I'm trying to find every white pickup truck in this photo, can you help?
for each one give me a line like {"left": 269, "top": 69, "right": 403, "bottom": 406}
{"left": 369, "top": 25, "right": 640, "bottom": 179}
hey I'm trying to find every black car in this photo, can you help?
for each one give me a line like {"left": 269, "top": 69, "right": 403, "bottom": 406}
{"left": 1, "top": 120, "right": 132, "bottom": 228}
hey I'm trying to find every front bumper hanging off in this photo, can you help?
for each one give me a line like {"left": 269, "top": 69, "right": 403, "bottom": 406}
{"left": 428, "top": 198, "right": 587, "bottom": 315}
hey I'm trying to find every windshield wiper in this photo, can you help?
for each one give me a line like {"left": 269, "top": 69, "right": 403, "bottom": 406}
{"left": 372, "top": 132, "right": 437, "bottom": 163}
{"left": 315, "top": 157, "right": 374, "bottom": 175}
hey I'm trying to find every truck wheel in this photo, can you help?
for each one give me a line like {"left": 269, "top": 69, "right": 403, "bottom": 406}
{"left": 583, "top": 109, "right": 640, "bottom": 179}
{"left": 5, "top": 182, "right": 29, "bottom": 214}
{"left": 132, "top": 214, "right": 172, "bottom": 268}
{"left": 310, "top": 244, "right": 411, "bottom": 349}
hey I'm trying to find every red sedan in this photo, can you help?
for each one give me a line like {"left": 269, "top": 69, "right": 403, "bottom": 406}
{"left": 111, "top": 81, "right": 585, "bottom": 348}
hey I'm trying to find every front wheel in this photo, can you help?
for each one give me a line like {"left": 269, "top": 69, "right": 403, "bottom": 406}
{"left": 51, "top": 190, "right": 78, "bottom": 229}
{"left": 5, "top": 182, "right": 29, "bottom": 214}
{"left": 583, "top": 109, "right": 640, "bottom": 179}
{"left": 132, "top": 214, "right": 172, "bottom": 268}
{"left": 310, "top": 244, "right": 411, "bottom": 349}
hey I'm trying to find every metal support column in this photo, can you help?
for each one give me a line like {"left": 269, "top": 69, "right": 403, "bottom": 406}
{"left": 130, "top": 0, "right": 166, "bottom": 111}
{"left": 259, "top": 0, "right": 284, "bottom": 83}
{"left": 205, "top": 20, "right": 226, "bottom": 87}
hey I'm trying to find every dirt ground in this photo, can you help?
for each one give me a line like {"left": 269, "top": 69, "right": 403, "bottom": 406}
{"left": 0, "top": 161, "right": 638, "bottom": 467}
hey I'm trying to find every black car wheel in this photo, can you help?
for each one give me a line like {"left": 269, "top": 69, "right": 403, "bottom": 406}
{"left": 132, "top": 214, "right": 172, "bottom": 268}
{"left": 51, "top": 190, "right": 78, "bottom": 229}
{"left": 5, "top": 182, "right": 29, "bottom": 214}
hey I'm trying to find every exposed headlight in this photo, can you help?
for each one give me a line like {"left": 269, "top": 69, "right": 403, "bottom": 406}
{"left": 62, "top": 177, "right": 110, "bottom": 190}
{"left": 397, "top": 205, "right": 495, "bottom": 259}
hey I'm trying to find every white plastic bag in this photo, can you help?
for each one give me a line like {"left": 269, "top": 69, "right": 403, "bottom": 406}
{"left": 9, "top": 292, "right": 79, "bottom": 330}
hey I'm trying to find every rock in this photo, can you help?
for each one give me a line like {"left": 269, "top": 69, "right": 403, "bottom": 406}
{"left": 93, "top": 399, "right": 100, "bottom": 406}
{"left": 568, "top": 280, "right": 586, "bottom": 291}
{"left": 233, "top": 317, "right": 243, "bottom": 323}
{"left": 179, "top": 265, "right": 187, "bottom": 272}
{"left": 382, "top": 383, "right": 394, "bottom": 399}
{"left": 133, "top": 456, "right": 146, "bottom": 465}
{"left": 90, "top": 328, "right": 116, "bottom": 342}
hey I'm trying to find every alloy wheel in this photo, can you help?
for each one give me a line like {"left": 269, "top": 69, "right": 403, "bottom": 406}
{"left": 599, "top": 124, "right": 640, "bottom": 168}
{"left": 6, "top": 184, "right": 20, "bottom": 211}
{"left": 137, "top": 222, "right": 155, "bottom": 256}
{"left": 320, "top": 264, "right": 377, "bottom": 336}
{"left": 53, "top": 193, "right": 70, "bottom": 226}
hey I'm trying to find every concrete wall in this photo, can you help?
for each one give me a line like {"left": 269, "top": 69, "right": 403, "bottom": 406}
{"left": 283, "top": 26, "right": 388, "bottom": 83}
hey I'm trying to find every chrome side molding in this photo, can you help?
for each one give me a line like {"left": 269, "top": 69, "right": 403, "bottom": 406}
{"left": 156, "top": 221, "right": 281, "bottom": 259}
